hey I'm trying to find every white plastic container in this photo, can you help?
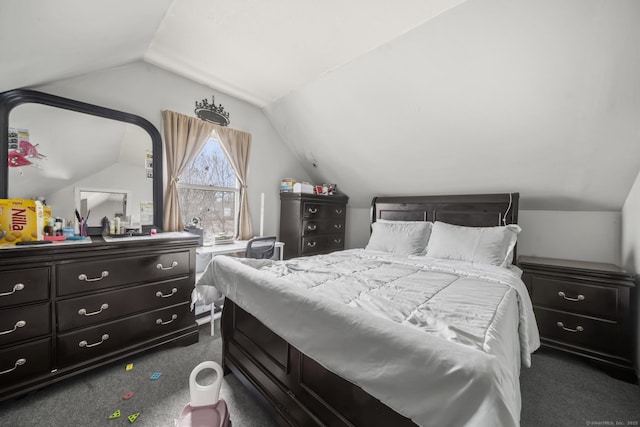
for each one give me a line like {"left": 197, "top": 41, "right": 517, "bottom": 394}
{"left": 175, "top": 361, "right": 230, "bottom": 427}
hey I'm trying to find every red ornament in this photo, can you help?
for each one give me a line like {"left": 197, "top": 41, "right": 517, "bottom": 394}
{"left": 8, "top": 150, "right": 32, "bottom": 167}
{"left": 18, "top": 140, "right": 46, "bottom": 159}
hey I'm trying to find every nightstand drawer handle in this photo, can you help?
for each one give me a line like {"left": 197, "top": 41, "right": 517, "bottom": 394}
{"left": 156, "top": 261, "right": 178, "bottom": 270}
{"left": 307, "top": 241, "right": 317, "bottom": 248}
{"left": 334, "top": 224, "right": 342, "bottom": 229}
{"left": 156, "top": 288, "right": 178, "bottom": 298}
{"left": 307, "top": 224, "right": 317, "bottom": 231}
{"left": 79, "top": 334, "right": 109, "bottom": 348}
{"left": 334, "top": 238, "right": 342, "bottom": 244}
{"left": 335, "top": 209, "right": 343, "bottom": 215}
{"left": 78, "top": 304, "right": 109, "bottom": 316}
{"left": 558, "top": 291, "right": 585, "bottom": 302}
{"left": 156, "top": 314, "right": 178, "bottom": 325}
{"left": 78, "top": 271, "right": 109, "bottom": 282}
{"left": 1, "top": 283, "right": 24, "bottom": 297}
{"left": 308, "top": 208, "right": 318, "bottom": 214}
{"left": 0, "top": 320, "right": 26, "bottom": 336}
{"left": 0, "top": 358, "right": 26, "bottom": 375}
{"left": 556, "top": 321, "right": 583, "bottom": 333}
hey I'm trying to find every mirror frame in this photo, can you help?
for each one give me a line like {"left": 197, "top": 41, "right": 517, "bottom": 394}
{"left": 0, "top": 89, "right": 163, "bottom": 232}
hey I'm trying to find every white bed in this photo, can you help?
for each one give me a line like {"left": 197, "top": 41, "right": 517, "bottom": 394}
{"left": 197, "top": 248, "right": 539, "bottom": 427}
{"left": 195, "top": 193, "right": 540, "bottom": 427}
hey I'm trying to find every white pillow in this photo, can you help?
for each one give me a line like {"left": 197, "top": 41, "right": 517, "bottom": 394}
{"left": 425, "top": 221, "right": 521, "bottom": 267}
{"left": 365, "top": 220, "right": 432, "bottom": 255}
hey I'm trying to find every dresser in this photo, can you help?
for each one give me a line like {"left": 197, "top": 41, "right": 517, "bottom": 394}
{"left": 519, "top": 256, "right": 636, "bottom": 377}
{"left": 0, "top": 232, "right": 199, "bottom": 401}
{"left": 279, "top": 193, "right": 348, "bottom": 259}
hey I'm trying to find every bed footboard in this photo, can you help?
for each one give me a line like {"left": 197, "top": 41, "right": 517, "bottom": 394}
{"left": 221, "top": 299, "right": 417, "bottom": 427}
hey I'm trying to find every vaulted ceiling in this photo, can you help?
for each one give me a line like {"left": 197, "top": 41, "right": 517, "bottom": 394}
{"left": 2, "top": 0, "right": 639, "bottom": 210}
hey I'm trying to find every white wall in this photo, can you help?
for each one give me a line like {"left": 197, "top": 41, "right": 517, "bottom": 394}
{"left": 346, "top": 207, "right": 622, "bottom": 265}
{"left": 518, "top": 210, "right": 621, "bottom": 264}
{"left": 31, "top": 61, "right": 311, "bottom": 237}
{"left": 266, "top": 0, "right": 640, "bottom": 212}
{"left": 621, "top": 170, "right": 640, "bottom": 377}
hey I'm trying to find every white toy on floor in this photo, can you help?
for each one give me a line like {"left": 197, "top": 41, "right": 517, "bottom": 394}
{"left": 175, "top": 361, "right": 230, "bottom": 427}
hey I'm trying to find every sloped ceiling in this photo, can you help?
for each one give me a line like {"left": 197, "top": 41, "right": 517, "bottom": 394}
{"left": 1, "top": 0, "right": 639, "bottom": 211}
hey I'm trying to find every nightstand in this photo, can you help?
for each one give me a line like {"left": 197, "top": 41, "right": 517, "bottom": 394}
{"left": 519, "top": 256, "right": 636, "bottom": 379}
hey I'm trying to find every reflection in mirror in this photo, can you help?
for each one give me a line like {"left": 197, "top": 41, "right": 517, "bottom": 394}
{"left": 77, "top": 188, "right": 131, "bottom": 227}
{"left": 7, "top": 103, "right": 154, "bottom": 227}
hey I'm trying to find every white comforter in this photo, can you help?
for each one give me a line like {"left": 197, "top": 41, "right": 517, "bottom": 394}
{"left": 196, "top": 249, "right": 540, "bottom": 427}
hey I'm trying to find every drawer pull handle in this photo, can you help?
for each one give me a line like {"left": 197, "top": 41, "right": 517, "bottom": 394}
{"left": 156, "top": 261, "right": 178, "bottom": 270}
{"left": 307, "top": 224, "right": 317, "bottom": 231}
{"left": 0, "top": 320, "right": 26, "bottom": 336}
{"left": 156, "top": 288, "right": 178, "bottom": 298}
{"left": 334, "top": 238, "right": 342, "bottom": 244}
{"left": 307, "top": 241, "right": 317, "bottom": 248}
{"left": 556, "top": 321, "right": 584, "bottom": 333}
{"left": 79, "top": 334, "right": 109, "bottom": 348}
{"left": 0, "top": 358, "right": 26, "bottom": 375}
{"left": 558, "top": 291, "right": 585, "bottom": 302}
{"left": 0, "top": 283, "right": 24, "bottom": 297}
{"left": 78, "top": 271, "right": 109, "bottom": 282}
{"left": 334, "top": 224, "right": 342, "bottom": 229}
{"left": 308, "top": 208, "right": 318, "bottom": 214}
{"left": 335, "top": 209, "right": 343, "bottom": 215}
{"left": 78, "top": 304, "right": 109, "bottom": 316}
{"left": 156, "top": 314, "right": 178, "bottom": 325}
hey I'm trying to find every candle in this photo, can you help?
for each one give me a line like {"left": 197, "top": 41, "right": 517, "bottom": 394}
{"left": 259, "top": 193, "right": 265, "bottom": 237}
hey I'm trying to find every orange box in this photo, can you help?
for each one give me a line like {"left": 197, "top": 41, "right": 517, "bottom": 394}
{"left": 0, "top": 199, "right": 45, "bottom": 243}
{"left": 43, "top": 205, "right": 53, "bottom": 223}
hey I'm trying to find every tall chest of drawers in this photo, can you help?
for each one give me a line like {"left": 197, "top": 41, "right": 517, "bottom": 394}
{"left": 519, "top": 256, "right": 636, "bottom": 377}
{"left": 279, "top": 193, "right": 348, "bottom": 259}
{"left": 0, "top": 233, "right": 199, "bottom": 401}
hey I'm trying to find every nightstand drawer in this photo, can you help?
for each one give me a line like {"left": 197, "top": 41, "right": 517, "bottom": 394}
{"left": 535, "top": 307, "right": 617, "bottom": 354}
{"left": 531, "top": 276, "right": 617, "bottom": 320}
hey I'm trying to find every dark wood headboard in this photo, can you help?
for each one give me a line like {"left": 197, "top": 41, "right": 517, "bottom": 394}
{"left": 370, "top": 193, "right": 519, "bottom": 227}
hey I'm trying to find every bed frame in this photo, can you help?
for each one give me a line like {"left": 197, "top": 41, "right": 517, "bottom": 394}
{"left": 221, "top": 193, "right": 519, "bottom": 427}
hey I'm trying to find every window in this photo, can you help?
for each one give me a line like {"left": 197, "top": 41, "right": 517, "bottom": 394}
{"left": 177, "top": 137, "right": 238, "bottom": 239}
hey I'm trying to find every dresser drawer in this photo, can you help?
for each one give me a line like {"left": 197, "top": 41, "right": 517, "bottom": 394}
{"left": 0, "top": 303, "right": 50, "bottom": 347}
{"left": 57, "top": 303, "right": 194, "bottom": 367}
{"left": 534, "top": 307, "right": 618, "bottom": 355}
{"left": 531, "top": 276, "right": 617, "bottom": 320}
{"left": 0, "top": 267, "right": 50, "bottom": 308}
{"left": 302, "top": 202, "right": 346, "bottom": 220}
{"left": 0, "top": 338, "right": 51, "bottom": 385}
{"left": 301, "top": 235, "right": 345, "bottom": 256}
{"left": 57, "top": 278, "right": 194, "bottom": 331}
{"left": 57, "top": 251, "right": 191, "bottom": 296}
{"left": 301, "top": 220, "right": 345, "bottom": 236}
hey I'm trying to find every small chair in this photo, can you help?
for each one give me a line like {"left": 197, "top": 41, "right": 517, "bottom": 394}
{"left": 245, "top": 236, "right": 277, "bottom": 259}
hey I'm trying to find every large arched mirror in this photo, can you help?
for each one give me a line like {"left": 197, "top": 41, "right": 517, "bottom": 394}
{"left": 0, "top": 89, "right": 163, "bottom": 234}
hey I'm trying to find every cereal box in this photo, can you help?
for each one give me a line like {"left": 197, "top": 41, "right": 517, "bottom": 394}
{"left": 0, "top": 199, "right": 45, "bottom": 243}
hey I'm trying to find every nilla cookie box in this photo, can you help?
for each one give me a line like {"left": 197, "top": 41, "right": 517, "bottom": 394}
{"left": 0, "top": 199, "right": 44, "bottom": 243}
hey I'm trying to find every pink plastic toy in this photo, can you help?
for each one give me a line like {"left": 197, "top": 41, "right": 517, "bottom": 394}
{"left": 175, "top": 361, "right": 230, "bottom": 427}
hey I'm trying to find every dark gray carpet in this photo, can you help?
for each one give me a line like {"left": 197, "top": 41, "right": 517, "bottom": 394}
{"left": 0, "top": 325, "right": 277, "bottom": 427}
{"left": 521, "top": 347, "right": 640, "bottom": 426}
{"left": 1, "top": 323, "right": 638, "bottom": 426}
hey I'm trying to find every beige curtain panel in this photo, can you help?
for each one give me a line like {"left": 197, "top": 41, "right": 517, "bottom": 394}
{"left": 161, "top": 110, "right": 216, "bottom": 231}
{"left": 211, "top": 124, "right": 254, "bottom": 240}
